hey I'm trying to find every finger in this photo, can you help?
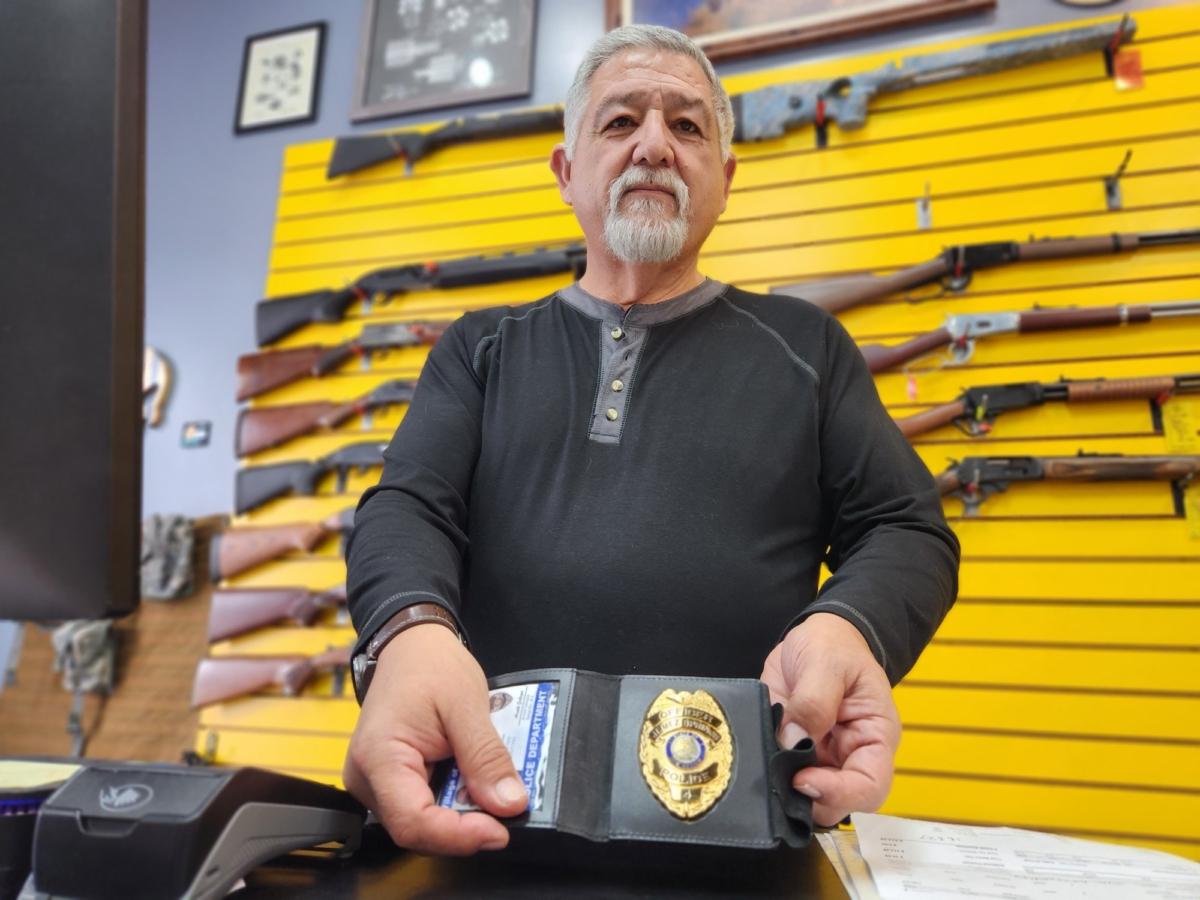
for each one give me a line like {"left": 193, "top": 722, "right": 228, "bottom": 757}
{"left": 782, "top": 662, "right": 842, "bottom": 742}
{"left": 791, "top": 742, "right": 895, "bottom": 826}
{"left": 440, "top": 692, "right": 528, "bottom": 818}
{"left": 370, "top": 746, "right": 511, "bottom": 855}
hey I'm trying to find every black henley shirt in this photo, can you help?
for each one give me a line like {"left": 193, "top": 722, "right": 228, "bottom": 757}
{"left": 347, "top": 280, "right": 959, "bottom": 685}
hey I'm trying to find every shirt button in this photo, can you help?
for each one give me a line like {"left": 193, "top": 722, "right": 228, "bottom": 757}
{"left": 611, "top": 379, "right": 624, "bottom": 392}
{"left": 605, "top": 408, "right": 619, "bottom": 421}
{"left": 610, "top": 327, "right": 624, "bottom": 340}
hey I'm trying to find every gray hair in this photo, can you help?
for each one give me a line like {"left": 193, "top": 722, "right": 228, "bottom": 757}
{"left": 563, "top": 25, "right": 733, "bottom": 161}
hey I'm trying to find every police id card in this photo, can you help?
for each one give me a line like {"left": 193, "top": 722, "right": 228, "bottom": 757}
{"left": 436, "top": 681, "right": 558, "bottom": 812}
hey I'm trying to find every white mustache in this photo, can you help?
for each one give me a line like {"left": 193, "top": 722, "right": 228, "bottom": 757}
{"left": 608, "top": 167, "right": 688, "bottom": 213}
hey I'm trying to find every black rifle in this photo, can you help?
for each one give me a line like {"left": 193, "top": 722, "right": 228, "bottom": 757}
{"left": 256, "top": 244, "right": 587, "bottom": 347}
{"left": 327, "top": 105, "right": 565, "bottom": 178}
{"left": 772, "top": 229, "right": 1200, "bottom": 315}
{"left": 733, "top": 16, "right": 1135, "bottom": 147}
{"left": 895, "top": 373, "right": 1200, "bottom": 438}
{"left": 935, "top": 452, "right": 1200, "bottom": 516}
{"left": 235, "top": 441, "right": 387, "bottom": 515}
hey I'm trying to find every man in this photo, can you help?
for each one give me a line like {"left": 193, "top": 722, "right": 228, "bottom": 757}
{"left": 343, "top": 25, "right": 959, "bottom": 856}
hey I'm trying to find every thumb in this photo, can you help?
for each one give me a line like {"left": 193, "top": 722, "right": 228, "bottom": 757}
{"left": 781, "top": 656, "right": 843, "bottom": 744}
{"left": 442, "top": 699, "right": 529, "bottom": 818}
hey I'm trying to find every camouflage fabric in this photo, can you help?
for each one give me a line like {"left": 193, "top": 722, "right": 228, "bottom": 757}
{"left": 141, "top": 514, "right": 194, "bottom": 600}
{"left": 51, "top": 620, "right": 115, "bottom": 695}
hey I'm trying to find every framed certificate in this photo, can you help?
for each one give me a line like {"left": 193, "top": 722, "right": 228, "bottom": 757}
{"left": 235, "top": 22, "right": 325, "bottom": 134}
{"left": 351, "top": 0, "right": 537, "bottom": 122}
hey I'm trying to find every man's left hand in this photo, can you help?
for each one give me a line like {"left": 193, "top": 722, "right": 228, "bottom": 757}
{"left": 759, "top": 612, "right": 901, "bottom": 826}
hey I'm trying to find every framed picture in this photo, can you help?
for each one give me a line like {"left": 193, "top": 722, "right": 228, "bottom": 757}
{"left": 352, "top": 0, "right": 537, "bottom": 122}
{"left": 235, "top": 22, "right": 325, "bottom": 134}
{"left": 606, "top": 0, "right": 996, "bottom": 62}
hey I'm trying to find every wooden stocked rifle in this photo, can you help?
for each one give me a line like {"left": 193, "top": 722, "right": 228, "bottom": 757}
{"left": 236, "top": 379, "right": 416, "bottom": 457}
{"left": 859, "top": 299, "right": 1200, "bottom": 375}
{"left": 235, "top": 442, "right": 386, "bottom": 515}
{"left": 255, "top": 243, "right": 586, "bottom": 347}
{"left": 771, "top": 229, "right": 1200, "bottom": 316}
{"left": 191, "top": 646, "right": 351, "bottom": 707}
{"left": 935, "top": 452, "right": 1200, "bottom": 516}
{"left": 733, "top": 16, "right": 1135, "bottom": 147}
{"left": 237, "top": 323, "right": 447, "bottom": 402}
{"left": 209, "top": 508, "right": 355, "bottom": 581}
{"left": 326, "top": 105, "right": 565, "bottom": 178}
{"left": 207, "top": 585, "right": 348, "bottom": 643}
{"left": 895, "top": 373, "right": 1200, "bottom": 439}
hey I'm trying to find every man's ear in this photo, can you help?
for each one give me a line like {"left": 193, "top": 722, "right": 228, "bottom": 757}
{"left": 549, "top": 144, "right": 573, "bottom": 206}
{"left": 720, "top": 153, "right": 737, "bottom": 211}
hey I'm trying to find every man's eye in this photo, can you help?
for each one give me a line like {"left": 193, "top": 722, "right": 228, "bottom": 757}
{"left": 675, "top": 119, "right": 700, "bottom": 134}
{"left": 606, "top": 115, "right": 636, "bottom": 129}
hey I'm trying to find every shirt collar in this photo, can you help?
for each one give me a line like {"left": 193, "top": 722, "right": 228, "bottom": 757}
{"left": 557, "top": 278, "right": 727, "bottom": 326}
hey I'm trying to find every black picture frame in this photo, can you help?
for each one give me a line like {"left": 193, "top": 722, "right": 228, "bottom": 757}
{"left": 235, "top": 21, "right": 326, "bottom": 134}
{"left": 351, "top": 0, "right": 537, "bottom": 123}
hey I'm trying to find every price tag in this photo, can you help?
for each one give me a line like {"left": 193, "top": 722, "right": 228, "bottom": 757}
{"left": 1163, "top": 402, "right": 1200, "bottom": 453}
{"left": 1113, "top": 49, "right": 1144, "bottom": 91}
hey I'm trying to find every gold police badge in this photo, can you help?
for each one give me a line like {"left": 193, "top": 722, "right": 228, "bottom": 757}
{"left": 638, "top": 689, "right": 734, "bottom": 820}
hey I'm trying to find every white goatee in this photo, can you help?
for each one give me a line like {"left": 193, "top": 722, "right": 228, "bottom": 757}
{"left": 603, "top": 167, "right": 690, "bottom": 264}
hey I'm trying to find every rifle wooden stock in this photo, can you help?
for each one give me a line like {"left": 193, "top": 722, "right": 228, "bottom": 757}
{"left": 210, "top": 522, "right": 326, "bottom": 580}
{"left": 860, "top": 328, "right": 952, "bottom": 374}
{"left": 236, "top": 345, "right": 325, "bottom": 402}
{"left": 774, "top": 259, "right": 948, "bottom": 314}
{"left": 236, "top": 400, "right": 359, "bottom": 456}
{"left": 191, "top": 646, "right": 351, "bottom": 707}
{"left": 893, "top": 402, "right": 968, "bottom": 438}
{"left": 208, "top": 585, "right": 348, "bottom": 642}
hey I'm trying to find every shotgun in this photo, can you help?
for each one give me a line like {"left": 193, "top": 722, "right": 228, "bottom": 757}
{"left": 256, "top": 243, "right": 587, "bottom": 347}
{"left": 208, "top": 585, "right": 348, "bottom": 643}
{"left": 860, "top": 299, "right": 1200, "bottom": 374}
{"left": 237, "top": 323, "right": 446, "bottom": 402}
{"left": 733, "top": 16, "right": 1135, "bottom": 146}
{"left": 236, "top": 379, "right": 417, "bottom": 457}
{"left": 209, "top": 508, "right": 355, "bottom": 581}
{"left": 191, "top": 646, "right": 351, "bottom": 707}
{"left": 895, "top": 373, "right": 1200, "bottom": 438}
{"left": 235, "top": 442, "right": 386, "bottom": 515}
{"left": 935, "top": 452, "right": 1200, "bottom": 516}
{"left": 771, "top": 229, "right": 1200, "bottom": 315}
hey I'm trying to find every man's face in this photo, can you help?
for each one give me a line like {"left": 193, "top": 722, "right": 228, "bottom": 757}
{"left": 551, "top": 49, "right": 736, "bottom": 264}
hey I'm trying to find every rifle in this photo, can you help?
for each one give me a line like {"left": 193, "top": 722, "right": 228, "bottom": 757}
{"left": 235, "top": 442, "right": 386, "bottom": 515}
{"left": 236, "top": 379, "right": 417, "bottom": 457}
{"left": 256, "top": 244, "right": 587, "bottom": 347}
{"left": 209, "top": 508, "right": 355, "bottom": 581}
{"left": 732, "top": 16, "right": 1135, "bottom": 146}
{"left": 208, "top": 585, "right": 348, "bottom": 643}
{"left": 935, "top": 453, "right": 1200, "bottom": 516}
{"left": 327, "top": 105, "right": 565, "bottom": 178}
{"left": 859, "top": 299, "right": 1200, "bottom": 375}
{"left": 895, "top": 373, "right": 1200, "bottom": 439}
{"left": 191, "top": 646, "right": 351, "bottom": 707}
{"left": 771, "top": 229, "right": 1200, "bottom": 315}
{"left": 237, "top": 323, "right": 447, "bottom": 402}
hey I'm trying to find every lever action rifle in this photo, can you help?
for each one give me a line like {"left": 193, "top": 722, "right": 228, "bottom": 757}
{"left": 191, "top": 646, "right": 352, "bottom": 707}
{"left": 327, "top": 105, "right": 565, "bottom": 178}
{"left": 895, "top": 373, "right": 1200, "bottom": 438}
{"left": 733, "top": 16, "right": 1135, "bottom": 146}
{"left": 859, "top": 299, "right": 1200, "bottom": 375}
{"left": 208, "top": 585, "right": 348, "bottom": 643}
{"left": 235, "top": 442, "right": 386, "bottom": 515}
{"left": 209, "top": 508, "right": 355, "bottom": 581}
{"left": 236, "top": 379, "right": 417, "bottom": 456}
{"left": 935, "top": 452, "right": 1200, "bottom": 516}
{"left": 256, "top": 243, "right": 587, "bottom": 347}
{"left": 237, "top": 323, "right": 447, "bottom": 402}
{"left": 771, "top": 229, "right": 1200, "bottom": 315}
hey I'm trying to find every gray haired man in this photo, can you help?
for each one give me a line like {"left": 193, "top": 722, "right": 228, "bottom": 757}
{"left": 343, "top": 25, "right": 959, "bottom": 855}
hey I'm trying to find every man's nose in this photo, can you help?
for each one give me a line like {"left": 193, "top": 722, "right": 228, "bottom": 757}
{"left": 631, "top": 111, "right": 675, "bottom": 167}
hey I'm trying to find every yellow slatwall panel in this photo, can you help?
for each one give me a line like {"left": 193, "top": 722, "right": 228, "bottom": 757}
{"left": 202, "top": 5, "right": 1200, "bottom": 858}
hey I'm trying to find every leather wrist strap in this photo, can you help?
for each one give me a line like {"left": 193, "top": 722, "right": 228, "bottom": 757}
{"left": 352, "top": 603, "right": 461, "bottom": 704}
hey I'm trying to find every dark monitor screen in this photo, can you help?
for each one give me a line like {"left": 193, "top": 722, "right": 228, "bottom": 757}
{"left": 0, "top": 0, "right": 145, "bottom": 620}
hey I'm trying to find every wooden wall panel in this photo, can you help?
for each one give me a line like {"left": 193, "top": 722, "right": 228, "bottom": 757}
{"left": 202, "top": 4, "right": 1200, "bottom": 859}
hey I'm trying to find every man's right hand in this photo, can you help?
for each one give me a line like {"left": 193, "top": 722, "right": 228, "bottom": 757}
{"left": 342, "top": 623, "right": 528, "bottom": 855}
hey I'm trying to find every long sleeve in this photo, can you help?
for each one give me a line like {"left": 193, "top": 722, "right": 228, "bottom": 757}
{"left": 346, "top": 316, "right": 484, "bottom": 659}
{"left": 795, "top": 316, "right": 960, "bottom": 684}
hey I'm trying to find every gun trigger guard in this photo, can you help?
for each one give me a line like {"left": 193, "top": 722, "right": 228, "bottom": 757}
{"left": 942, "top": 270, "right": 973, "bottom": 294}
{"left": 948, "top": 338, "right": 975, "bottom": 366}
